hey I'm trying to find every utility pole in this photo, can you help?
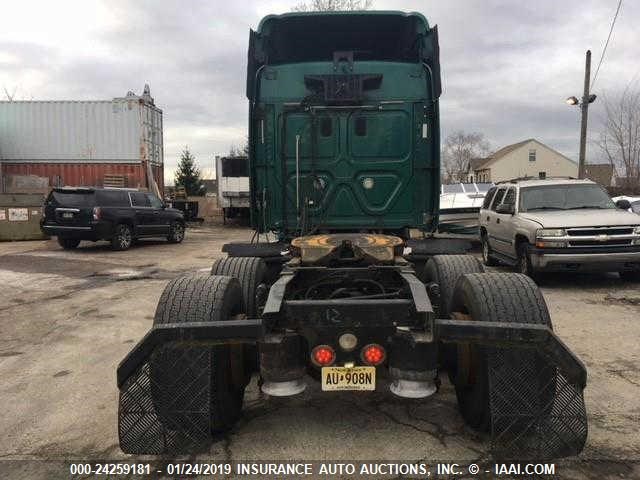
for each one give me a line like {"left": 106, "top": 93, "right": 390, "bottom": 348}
{"left": 578, "top": 50, "right": 591, "bottom": 179}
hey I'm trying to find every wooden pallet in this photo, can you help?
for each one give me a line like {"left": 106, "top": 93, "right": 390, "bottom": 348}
{"left": 104, "top": 174, "right": 126, "bottom": 188}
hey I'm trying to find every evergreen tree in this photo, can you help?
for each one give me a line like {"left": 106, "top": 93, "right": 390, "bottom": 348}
{"left": 174, "top": 147, "right": 205, "bottom": 195}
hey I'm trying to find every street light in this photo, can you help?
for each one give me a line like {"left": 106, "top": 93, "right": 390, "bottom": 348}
{"left": 566, "top": 50, "right": 596, "bottom": 179}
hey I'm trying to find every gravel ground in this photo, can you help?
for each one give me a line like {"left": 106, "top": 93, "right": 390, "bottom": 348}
{"left": 0, "top": 224, "right": 638, "bottom": 479}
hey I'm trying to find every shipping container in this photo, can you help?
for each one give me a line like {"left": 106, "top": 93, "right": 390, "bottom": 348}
{"left": 0, "top": 86, "right": 163, "bottom": 193}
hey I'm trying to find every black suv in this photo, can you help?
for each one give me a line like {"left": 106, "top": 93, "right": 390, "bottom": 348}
{"left": 41, "top": 187, "right": 186, "bottom": 251}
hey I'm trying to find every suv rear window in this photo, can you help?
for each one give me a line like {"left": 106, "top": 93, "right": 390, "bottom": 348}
{"left": 95, "top": 190, "right": 130, "bottom": 207}
{"left": 50, "top": 191, "right": 95, "bottom": 207}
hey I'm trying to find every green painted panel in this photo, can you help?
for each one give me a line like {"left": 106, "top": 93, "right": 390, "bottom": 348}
{"left": 247, "top": 23, "right": 441, "bottom": 238}
{"left": 259, "top": 62, "right": 427, "bottom": 102}
{"left": 283, "top": 114, "right": 337, "bottom": 160}
{"left": 349, "top": 111, "right": 410, "bottom": 159}
{"left": 355, "top": 174, "right": 403, "bottom": 211}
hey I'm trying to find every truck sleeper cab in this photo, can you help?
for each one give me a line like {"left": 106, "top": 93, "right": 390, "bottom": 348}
{"left": 247, "top": 11, "right": 442, "bottom": 238}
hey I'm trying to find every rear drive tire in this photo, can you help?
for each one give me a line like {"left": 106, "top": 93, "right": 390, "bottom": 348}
{"left": 151, "top": 273, "right": 246, "bottom": 433}
{"left": 211, "top": 257, "right": 268, "bottom": 317}
{"left": 424, "top": 255, "right": 485, "bottom": 317}
{"left": 424, "top": 255, "right": 484, "bottom": 373}
{"left": 111, "top": 224, "right": 133, "bottom": 251}
{"left": 449, "top": 272, "right": 554, "bottom": 432}
{"left": 58, "top": 237, "right": 81, "bottom": 250}
{"left": 211, "top": 257, "right": 268, "bottom": 375}
{"left": 167, "top": 221, "right": 185, "bottom": 244}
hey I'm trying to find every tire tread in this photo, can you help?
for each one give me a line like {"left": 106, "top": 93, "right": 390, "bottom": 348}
{"left": 424, "top": 255, "right": 485, "bottom": 316}
{"left": 211, "top": 257, "right": 266, "bottom": 316}
{"left": 152, "top": 273, "right": 244, "bottom": 432}
{"left": 450, "top": 272, "right": 552, "bottom": 431}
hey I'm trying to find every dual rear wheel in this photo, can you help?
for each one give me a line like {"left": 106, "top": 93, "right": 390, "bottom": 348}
{"left": 425, "top": 255, "right": 554, "bottom": 433}
{"left": 151, "top": 273, "right": 247, "bottom": 433}
{"left": 211, "top": 257, "right": 268, "bottom": 376}
{"left": 149, "top": 257, "right": 267, "bottom": 435}
{"left": 146, "top": 253, "right": 555, "bottom": 440}
{"left": 448, "top": 272, "right": 554, "bottom": 431}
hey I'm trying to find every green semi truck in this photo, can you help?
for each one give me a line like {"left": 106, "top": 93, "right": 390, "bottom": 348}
{"left": 117, "top": 11, "right": 588, "bottom": 460}
{"left": 246, "top": 12, "right": 440, "bottom": 237}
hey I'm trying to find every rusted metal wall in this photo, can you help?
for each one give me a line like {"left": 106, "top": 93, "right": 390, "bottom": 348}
{"left": 2, "top": 173, "right": 50, "bottom": 195}
{"left": 1, "top": 163, "right": 164, "bottom": 194}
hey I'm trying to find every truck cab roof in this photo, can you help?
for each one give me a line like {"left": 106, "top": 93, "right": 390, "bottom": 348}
{"left": 256, "top": 10, "right": 429, "bottom": 33}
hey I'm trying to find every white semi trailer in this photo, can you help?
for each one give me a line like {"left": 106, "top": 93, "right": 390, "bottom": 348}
{"left": 216, "top": 156, "right": 250, "bottom": 223}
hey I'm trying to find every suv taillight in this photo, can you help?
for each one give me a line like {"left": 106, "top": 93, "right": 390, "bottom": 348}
{"left": 93, "top": 207, "right": 101, "bottom": 220}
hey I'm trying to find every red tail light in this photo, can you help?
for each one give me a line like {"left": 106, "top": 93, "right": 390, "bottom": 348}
{"left": 93, "top": 207, "right": 101, "bottom": 220}
{"left": 361, "top": 344, "right": 386, "bottom": 366}
{"left": 311, "top": 345, "right": 335, "bottom": 366}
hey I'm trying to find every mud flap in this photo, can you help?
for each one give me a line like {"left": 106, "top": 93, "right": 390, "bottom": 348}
{"left": 118, "top": 344, "right": 213, "bottom": 454}
{"left": 488, "top": 347, "right": 587, "bottom": 460}
{"left": 117, "top": 319, "right": 263, "bottom": 454}
{"left": 435, "top": 318, "right": 588, "bottom": 460}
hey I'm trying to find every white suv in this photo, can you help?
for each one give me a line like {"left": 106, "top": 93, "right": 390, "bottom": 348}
{"left": 478, "top": 178, "right": 640, "bottom": 280}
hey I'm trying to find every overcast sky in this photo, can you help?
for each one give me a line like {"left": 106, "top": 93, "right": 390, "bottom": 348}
{"left": 1, "top": 0, "right": 638, "bottom": 184}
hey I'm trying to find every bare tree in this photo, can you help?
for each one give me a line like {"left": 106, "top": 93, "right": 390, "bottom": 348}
{"left": 442, "top": 131, "right": 491, "bottom": 183}
{"left": 596, "top": 84, "right": 640, "bottom": 189}
{"left": 229, "top": 137, "right": 249, "bottom": 157}
{"left": 3, "top": 86, "right": 17, "bottom": 101}
{"left": 292, "top": 0, "right": 372, "bottom": 12}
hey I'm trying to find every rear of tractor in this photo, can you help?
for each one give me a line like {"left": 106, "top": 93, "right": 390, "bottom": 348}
{"left": 116, "top": 11, "right": 587, "bottom": 459}
{"left": 117, "top": 233, "right": 587, "bottom": 459}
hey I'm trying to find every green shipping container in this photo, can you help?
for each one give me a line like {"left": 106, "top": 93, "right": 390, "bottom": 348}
{"left": 0, "top": 193, "right": 49, "bottom": 241}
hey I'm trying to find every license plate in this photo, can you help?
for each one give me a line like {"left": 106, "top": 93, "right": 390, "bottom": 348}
{"left": 62, "top": 212, "right": 74, "bottom": 218}
{"left": 321, "top": 366, "right": 375, "bottom": 391}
